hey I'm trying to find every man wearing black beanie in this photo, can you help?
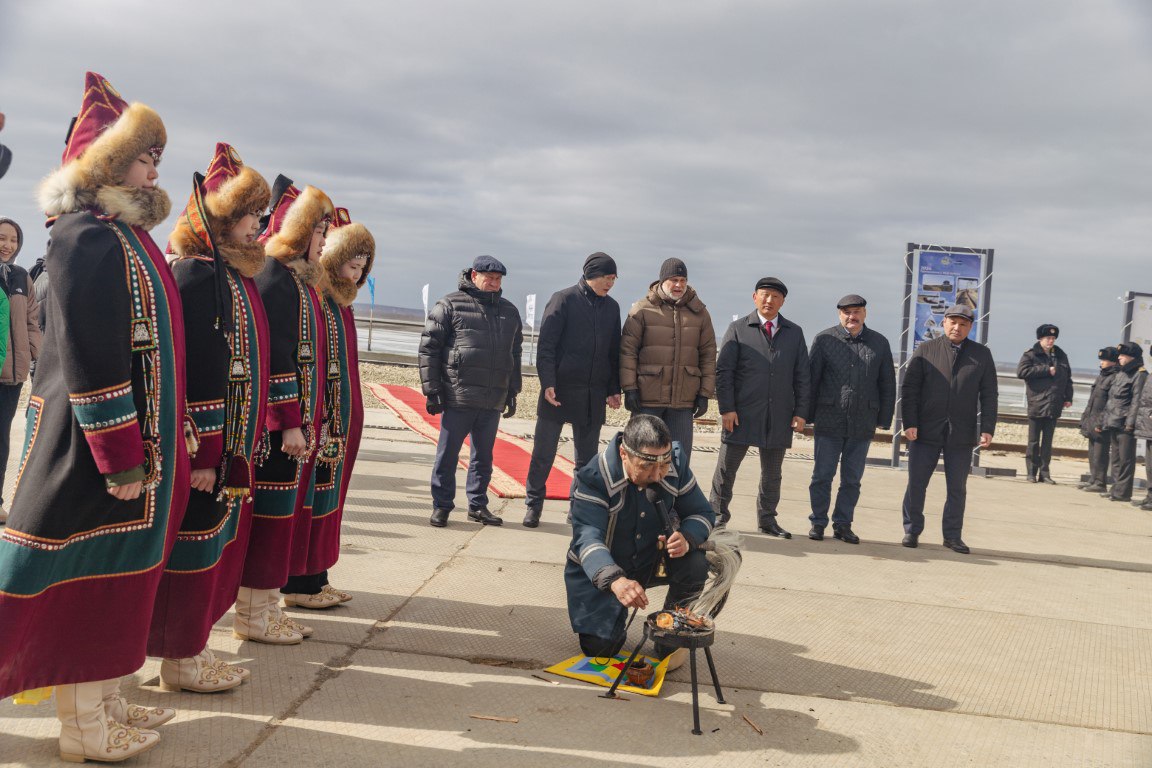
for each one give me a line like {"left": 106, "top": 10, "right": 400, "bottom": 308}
{"left": 619, "top": 257, "right": 716, "bottom": 465}
{"left": 523, "top": 253, "right": 622, "bottom": 527}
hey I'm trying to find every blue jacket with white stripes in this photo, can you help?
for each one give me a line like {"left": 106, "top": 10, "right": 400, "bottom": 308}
{"left": 563, "top": 432, "right": 715, "bottom": 639}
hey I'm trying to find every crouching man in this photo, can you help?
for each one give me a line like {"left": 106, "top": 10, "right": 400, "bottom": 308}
{"left": 564, "top": 414, "right": 715, "bottom": 667}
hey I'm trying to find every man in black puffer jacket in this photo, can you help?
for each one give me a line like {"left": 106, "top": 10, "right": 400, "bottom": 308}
{"left": 419, "top": 256, "right": 523, "bottom": 527}
{"left": 1079, "top": 347, "right": 1119, "bottom": 492}
{"left": 1016, "top": 324, "right": 1074, "bottom": 483}
{"left": 1100, "top": 341, "right": 1147, "bottom": 503}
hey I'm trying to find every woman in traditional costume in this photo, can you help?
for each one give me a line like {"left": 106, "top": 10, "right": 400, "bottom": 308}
{"left": 0, "top": 72, "right": 190, "bottom": 763}
{"left": 148, "top": 143, "right": 271, "bottom": 692}
{"left": 280, "top": 208, "right": 374, "bottom": 608}
{"left": 235, "top": 176, "right": 331, "bottom": 644}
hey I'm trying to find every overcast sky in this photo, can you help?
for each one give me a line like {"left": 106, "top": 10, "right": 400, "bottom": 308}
{"left": 2, "top": 0, "right": 1149, "bottom": 364}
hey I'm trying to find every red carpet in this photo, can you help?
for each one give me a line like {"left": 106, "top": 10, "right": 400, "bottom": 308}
{"left": 367, "top": 383, "right": 575, "bottom": 500}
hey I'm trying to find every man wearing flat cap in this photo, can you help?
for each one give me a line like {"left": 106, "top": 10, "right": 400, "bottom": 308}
{"left": 523, "top": 252, "right": 622, "bottom": 528}
{"left": 619, "top": 257, "right": 716, "bottom": 465}
{"left": 900, "top": 305, "right": 997, "bottom": 554}
{"left": 803, "top": 294, "right": 895, "bottom": 543}
{"left": 1016, "top": 324, "right": 1073, "bottom": 483}
{"left": 710, "top": 276, "right": 810, "bottom": 537}
{"left": 419, "top": 256, "right": 523, "bottom": 527}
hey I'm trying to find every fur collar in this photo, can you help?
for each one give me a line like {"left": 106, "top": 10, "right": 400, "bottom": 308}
{"left": 218, "top": 239, "right": 266, "bottom": 279}
{"left": 324, "top": 275, "right": 359, "bottom": 307}
{"left": 283, "top": 256, "right": 323, "bottom": 287}
{"left": 95, "top": 185, "right": 171, "bottom": 230}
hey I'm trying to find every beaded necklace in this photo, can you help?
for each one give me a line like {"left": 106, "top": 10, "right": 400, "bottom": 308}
{"left": 290, "top": 270, "right": 317, "bottom": 460}
{"left": 317, "top": 298, "right": 344, "bottom": 466}
{"left": 218, "top": 268, "right": 256, "bottom": 499}
{"left": 111, "top": 223, "right": 164, "bottom": 490}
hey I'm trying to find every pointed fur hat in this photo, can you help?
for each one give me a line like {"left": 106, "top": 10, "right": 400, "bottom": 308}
{"left": 38, "top": 72, "right": 170, "bottom": 228}
{"left": 321, "top": 207, "right": 376, "bottom": 307}
{"left": 259, "top": 176, "right": 333, "bottom": 264}
{"left": 168, "top": 143, "right": 269, "bottom": 277}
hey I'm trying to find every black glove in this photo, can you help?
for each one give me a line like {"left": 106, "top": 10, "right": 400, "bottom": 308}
{"left": 692, "top": 395, "right": 708, "bottom": 419}
{"left": 425, "top": 394, "right": 444, "bottom": 416}
{"left": 503, "top": 396, "right": 517, "bottom": 418}
{"left": 624, "top": 390, "right": 640, "bottom": 413}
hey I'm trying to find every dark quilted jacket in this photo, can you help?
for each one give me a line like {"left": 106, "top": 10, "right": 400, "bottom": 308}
{"left": 419, "top": 269, "right": 523, "bottom": 411}
{"left": 1134, "top": 369, "right": 1152, "bottom": 439}
{"left": 1079, "top": 366, "right": 1116, "bottom": 437}
{"left": 1016, "top": 343, "right": 1074, "bottom": 419}
{"left": 1102, "top": 358, "right": 1146, "bottom": 432}
{"left": 806, "top": 324, "right": 896, "bottom": 439}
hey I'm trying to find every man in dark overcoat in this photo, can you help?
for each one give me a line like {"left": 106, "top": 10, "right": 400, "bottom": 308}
{"left": 1016, "top": 324, "right": 1073, "bottom": 483}
{"left": 523, "top": 252, "right": 622, "bottom": 527}
{"left": 900, "top": 305, "right": 998, "bottom": 554}
{"left": 709, "top": 277, "right": 810, "bottom": 537}
{"left": 420, "top": 256, "right": 523, "bottom": 527}
{"left": 804, "top": 294, "right": 895, "bottom": 543}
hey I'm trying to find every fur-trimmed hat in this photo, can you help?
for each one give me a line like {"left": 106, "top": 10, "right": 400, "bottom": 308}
{"left": 1099, "top": 346, "right": 1120, "bottom": 362}
{"left": 1117, "top": 341, "right": 1144, "bottom": 359}
{"left": 37, "top": 72, "right": 170, "bottom": 229}
{"left": 321, "top": 207, "right": 376, "bottom": 308}
{"left": 168, "top": 143, "right": 269, "bottom": 278}
{"left": 259, "top": 175, "right": 333, "bottom": 266}
{"left": 1036, "top": 324, "right": 1059, "bottom": 339}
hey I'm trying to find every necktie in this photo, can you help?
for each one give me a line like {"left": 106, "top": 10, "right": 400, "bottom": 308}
{"left": 764, "top": 321, "right": 774, "bottom": 341}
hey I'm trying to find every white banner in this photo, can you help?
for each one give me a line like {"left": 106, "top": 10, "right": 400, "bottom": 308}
{"left": 525, "top": 294, "right": 537, "bottom": 329}
{"left": 1124, "top": 291, "right": 1152, "bottom": 350}
{"left": 421, "top": 283, "right": 429, "bottom": 318}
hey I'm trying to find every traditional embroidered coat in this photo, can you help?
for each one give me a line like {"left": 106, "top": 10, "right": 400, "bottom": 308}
{"left": 563, "top": 433, "right": 714, "bottom": 640}
{"left": 307, "top": 298, "right": 363, "bottom": 573}
{"left": 241, "top": 258, "right": 326, "bottom": 588}
{"left": 148, "top": 259, "right": 270, "bottom": 658}
{"left": 0, "top": 213, "right": 189, "bottom": 697}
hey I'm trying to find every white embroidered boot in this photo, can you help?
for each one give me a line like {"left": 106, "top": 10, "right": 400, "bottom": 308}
{"left": 57, "top": 680, "right": 160, "bottom": 763}
{"left": 233, "top": 587, "right": 304, "bottom": 645}
{"left": 282, "top": 589, "right": 342, "bottom": 609}
{"left": 322, "top": 584, "right": 353, "bottom": 603}
{"left": 159, "top": 650, "right": 244, "bottom": 693}
{"left": 101, "top": 677, "right": 175, "bottom": 729}
{"left": 274, "top": 595, "right": 314, "bottom": 639}
{"left": 208, "top": 654, "right": 251, "bottom": 682}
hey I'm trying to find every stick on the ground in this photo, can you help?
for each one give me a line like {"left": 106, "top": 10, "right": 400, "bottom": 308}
{"left": 742, "top": 714, "right": 764, "bottom": 735}
{"left": 469, "top": 714, "right": 519, "bottom": 723}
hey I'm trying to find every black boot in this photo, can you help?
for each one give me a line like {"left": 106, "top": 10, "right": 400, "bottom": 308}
{"left": 522, "top": 507, "right": 542, "bottom": 528}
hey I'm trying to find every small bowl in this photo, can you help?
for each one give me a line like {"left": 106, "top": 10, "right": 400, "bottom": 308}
{"left": 625, "top": 660, "right": 654, "bottom": 686}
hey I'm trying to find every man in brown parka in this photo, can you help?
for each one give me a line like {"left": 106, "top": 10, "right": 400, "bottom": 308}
{"left": 0, "top": 216, "right": 40, "bottom": 524}
{"left": 619, "top": 258, "right": 716, "bottom": 464}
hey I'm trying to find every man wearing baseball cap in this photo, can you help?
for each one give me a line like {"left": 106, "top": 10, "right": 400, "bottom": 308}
{"left": 899, "top": 305, "right": 998, "bottom": 554}
{"left": 804, "top": 294, "right": 895, "bottom": 543}
{"left": 1016, "top": 324, "right": 1073, "bottom": 483}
